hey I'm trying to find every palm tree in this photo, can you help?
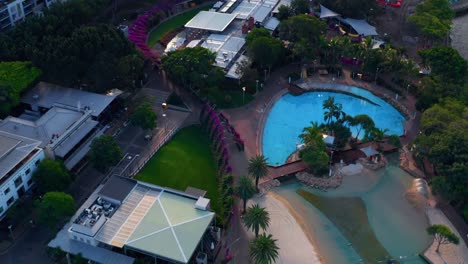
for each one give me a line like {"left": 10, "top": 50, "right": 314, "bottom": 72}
{"left": 323, "top": 96, "right": 343, "bottom": 125}
{"left": 248, "top": 155, "right": 269, "bottom": 190}
{"left": 299, "top": 123, "right": 324, "bottom": 148}
{"left": 243, "top": 204, "right": 270, "bottom": 237}
{"left": 235, "top": 176, "right": 256, "bottom": 213}
{"left": 250, "top": 234, "right": 279, "bottom": 264}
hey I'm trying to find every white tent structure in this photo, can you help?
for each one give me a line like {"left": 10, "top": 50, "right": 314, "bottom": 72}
{"left": 342, "top": 18, "right": 378, "bottom": 36}
{"left": 360, "top": 146, "right": 379, "bottom": 157}
{"left": 320, "top": 5, "right": 340, "bottom": 18}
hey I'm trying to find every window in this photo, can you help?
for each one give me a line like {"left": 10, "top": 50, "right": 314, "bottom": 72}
{"left": 35, "top": 159, "right": 40, "bottom": 166}
{"left": 0, "top": 207, "right": 3, "bottom": 214}
{"left": 14, "top": 177, "right": 23, "bottom": 188}
{"left": 25, "top": 168, "right": 31, "bottom": 175}
{"left": 4, "top": 188, "right": 10, "bottom": 195}
{"left": 6, "top": 197, "right": 14, "bottom": 206}
{"left": 74, "top": 236, "right": 78, "bottom": 240}
{"left": 27, "top": 179, "right": 33, "bottom": 186}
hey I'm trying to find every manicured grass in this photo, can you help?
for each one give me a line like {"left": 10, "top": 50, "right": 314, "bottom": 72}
{"left": 136, "top": 125, "right": 220, "bottom": 214}
{"left": 206, "top": 90, "right": 255, "bottom": 109}
{"left": 296, "top": 189, "right": 390, "bottom": 263}
{"left": 147, "top": 6, "right": 210, "bottom": 47}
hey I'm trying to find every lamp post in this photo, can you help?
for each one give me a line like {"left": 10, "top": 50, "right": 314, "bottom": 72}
{"left": 256, "top": 80, "right": 259, "bottom": 94}
{"left": 162, "top": 113, "right": 167, "bottom": 131}
{"left": 242, "top": 87, "right": 246, "bottom": 104}
{"left": 374, "top": 67, "right": 380, "bottom": 84}
{"left": 406, "top": 84, "right": 410, "bottom": 96}
{"left": 8, "top": 225, "right": 13, "bottom": 240}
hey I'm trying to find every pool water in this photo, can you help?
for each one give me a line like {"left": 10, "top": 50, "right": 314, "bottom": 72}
{"left": 273, "top": 157, "right": 431, "bottom": 264}
{"left": 263, "top": 88, "right": 405, "bottom": 165}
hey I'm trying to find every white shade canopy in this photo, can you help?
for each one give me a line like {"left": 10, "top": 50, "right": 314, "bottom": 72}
{"left": 320, "top": 5, "right": 340, "bottom": 18}
{"left": 342, "top": 18, "right": 378, "bottom": 36}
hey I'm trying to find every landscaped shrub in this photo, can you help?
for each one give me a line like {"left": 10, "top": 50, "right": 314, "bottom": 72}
{"left": 159, "top": 28, "right": 183, "bottom": 46}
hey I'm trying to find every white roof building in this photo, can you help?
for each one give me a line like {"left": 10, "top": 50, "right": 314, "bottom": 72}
{"left": 184, "top": 11, "right": 237, "bottom": 32}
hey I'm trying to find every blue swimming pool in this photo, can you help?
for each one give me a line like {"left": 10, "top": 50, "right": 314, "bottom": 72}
{"left": 262, "top": 87, "right": 405, "bottom": 165}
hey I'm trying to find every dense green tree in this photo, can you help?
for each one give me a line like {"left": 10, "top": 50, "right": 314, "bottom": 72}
{"left": 245, "top": 28, "right": 271, "bottom": 46}
{"left": 0, "top": 0, "right": 141, "bottom": 92}
{"left": 419, "top": 47, "right": 467, "bottom": 83}
{"left": 247, "top": 36, "right": 284, "bottom": 71}
{"left": 414, "top": 99, "right": 467, "bottom": 210}
{"left": 249, "top": 234, "right": 280, "bottom": 264}
{"left": 349, "top": 114, "right": 375, "bottom": 139}
{"left": 290, "top": 0, "right": 310, "bottom": 15}
{"left": 88, "top": 135, "right": 122, "bottom": 172}
{"left": 33, "top": 159, "right": 72, "bottom": 193}
{"left": 387, "top": 134, "right": 402, "bottom": 148}
{"left": 322, "top": 96, "right": 343, "bottom": 125}
{"left": 409, "top": 0, "right": 454, "bottom": 43}
{"left": 426, "top": 224, "right": 459, "bottom": 252}
{"left": 316, "top": 0, "right": 376, "bottom": 19}
{"left": 131, "top": 102, "right": 157, "bottom": 131}
{"left": 279, "top": 15, "right": 326, "bottom": 61}
{"left": 235, "top": 176, "right": 256, "bottom": 213}
{"left": 243, "top": 204, "right": 270, "bottom": 237}
{"left": 36, "top": 192, "right": 76, "bottom": 229}
{"left": 162, "top": 47, "right": 225, "bottom": 93}
{"left": 0, "top": 61, "right": 42, "bottom": 117}
{"left": 248, "top": 155, "right": 269, "bottom": 190}
{"left": 299, "top": 124, "right": 329, "bottom": 175}
{"left": 276, "top": 5, "right": 292, "bottom": 20}
{"left": 324, "top": 122, "right": 351, "bottom": 149}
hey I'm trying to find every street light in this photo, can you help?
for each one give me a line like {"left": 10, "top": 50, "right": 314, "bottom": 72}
{"left": 242, "top": 87, "right": 246, "bottom": 104}
{"left": 162, "top": 113, "right": 167, "bottom": 131}
{"left": 256, "top": 80, "right": 259, "bottom": 94}
{"left": 406, "top": 84, "right": 410, "bottom": 96}
{"left": 375, "top": 67, "right": 380, "bottom": 84}
{"left": 8, "top": 225, "right": 13, "bottom": 240}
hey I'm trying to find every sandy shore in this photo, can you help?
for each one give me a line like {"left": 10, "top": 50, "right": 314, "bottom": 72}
{"left": 249, "top": 193, "right": 322, "bottom": 264}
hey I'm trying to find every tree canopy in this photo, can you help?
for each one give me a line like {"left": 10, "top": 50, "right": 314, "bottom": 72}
{"left": 299, "top": 124, "right": 329, "bottom": 175}
{"left": 161, "top": 47, "right": 225, "bottom": 94}
{"left": 290, "top": 0, "right": 310, "bottom": 15}
{"left": 426, "top": 224, "right": 459, "bottom": 252}
{"left": 419, "top": 46, "right": 467, "bottom": 82}
{"left": 316, "top": 0, "right": 376, "bottom": 19}
{"left": 88, "top": 135, "right": 123, "bottom": 172}
{"left": 409, "top": 0, "right": 454, "bottom": 42}
{"left": 0, "top": 0, "right": 143, "bottom": 92}
{"left": 131, "top": 102, "right": 157, "bottom": 131}
{"left": 246, "top": 33, "right": 284, "bottom": 71}
{"left": 248, "top": 155, "right": 269, "bottom": 190}
{"left": 36, "top": 192, "right": 76, "bottom": 229}
{"left": 243, "top": 204, "right": 270, "bottom": 237}
{"left": 279, "top": 15, "right": 326, "bottom": 61}
{"left": 33, "top": 159, "right": 72, "bottom": 194}
{"left": 414, "top": 98, "right": 467, "bottom": 212}
{"left": 235, "top": 176, "right": 256, "bottom": 213}
{"left": 0, "top": 61, "right": 42, "bottom": 117}
{"left": 249, "top": 233, "right": 280, "bottom": 264}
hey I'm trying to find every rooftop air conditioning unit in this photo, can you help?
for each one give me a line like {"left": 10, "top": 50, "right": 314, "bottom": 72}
{"left": 195, "top": 197, "right": 210, "bottom": 211}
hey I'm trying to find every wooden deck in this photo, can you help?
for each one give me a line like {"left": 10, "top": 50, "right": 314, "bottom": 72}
{"left": 267, "top": 160, "right": 308, "bottom": 180}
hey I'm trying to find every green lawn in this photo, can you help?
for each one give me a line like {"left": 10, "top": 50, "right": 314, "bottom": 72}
{"left": 206, "top": 90, "right": 255, "bottom": 109}
{"left": 136, "top": 125, "right": 220, "bottom": 214}
{"left": 297, "top": 189, "right": 390, "bottom": 263}
{"left": 147, "top": 6, "right": 210, "bottom": 47}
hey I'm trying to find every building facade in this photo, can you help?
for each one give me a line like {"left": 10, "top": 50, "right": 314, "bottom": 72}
{"left": 0, "top": 131, "right": 44, "bottom": 219}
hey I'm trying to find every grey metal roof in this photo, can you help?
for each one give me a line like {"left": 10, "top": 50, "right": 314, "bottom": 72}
{"left": 184, "top": 11, "right": 237, "bottom": 32}
{"left": 185, "top": 187, "right": 207, "bottom": 198}
{"left": 48, "top": 224, "right": 135, "bottom": 264}
{"left": 53, "top": 118, "right": 98, "bottom": 158}
{"left": 22, "top": 82, "right": 117, "bottom": 117}
{"left": 0, "top": 131, "right": 41, "bottom": 180}
{"left": 98, "top": 176, "right": 137, "bottom": 203}
{"left": 0, "top": 107, "right": 84, "bottom": 148}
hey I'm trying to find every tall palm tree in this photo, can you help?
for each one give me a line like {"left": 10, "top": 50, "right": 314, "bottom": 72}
{"left": 243, "top": 204, "right": 270, "bottom": 237}
{"left": 235, "top": 176, "right": 256, "bottom": 213}
{"left": 248, "top": 155, "right": 269, "bottom": 190}
{"left": 250, "top": 234, "right": 279, "bottom": 264}
{"left": 322, "top": 96, "right": 343, "bottom": 125}
{"left": 299, "top": 123, "right": 324, "bottom": 148}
